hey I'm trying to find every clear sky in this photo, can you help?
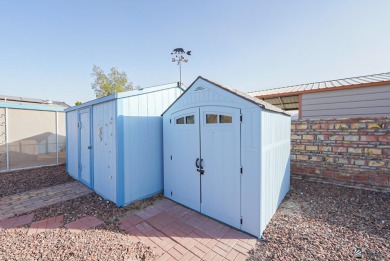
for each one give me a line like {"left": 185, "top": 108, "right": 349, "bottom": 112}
{"left": 1, "top": 1, "right": 389, "bottom": 106}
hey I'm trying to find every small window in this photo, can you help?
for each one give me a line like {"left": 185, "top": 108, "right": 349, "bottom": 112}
{"left": 206, "top": 114, "right": 218, "bottom": 124}
{"left": 176, "top": 117, "right": 184, "bottom": 124}
{"left": 186, "top": 115, "right": 194, "bottom": 124}
{"left": 219, "top": 115, "right": 232, "bottom": 123}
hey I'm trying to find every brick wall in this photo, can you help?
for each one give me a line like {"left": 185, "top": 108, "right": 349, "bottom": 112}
{"left": 291, "top": 116, "right": 390, "bottom": 191}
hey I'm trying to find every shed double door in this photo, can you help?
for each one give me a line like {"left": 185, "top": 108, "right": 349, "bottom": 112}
{"left": 171, "top": 106, "right": 241, "bottom": 229}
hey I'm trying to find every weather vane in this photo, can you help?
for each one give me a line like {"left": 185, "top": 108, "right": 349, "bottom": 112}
{"left": 171, "top": 48, "right": 191, "bottom": 85}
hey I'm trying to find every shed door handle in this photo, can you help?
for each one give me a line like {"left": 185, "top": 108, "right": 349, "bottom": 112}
{"left": 88, "top": 145, "right": 92, "bottom": 149}
{"left": 195, "top": 158, "right": 200, "bottom": 168}
{"left": 197, "top": 159, "right": 205, "bottom": 175}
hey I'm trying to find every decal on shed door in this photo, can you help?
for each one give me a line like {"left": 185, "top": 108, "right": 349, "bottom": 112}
{"left": 79, "top": 108, "right": 92, "bottom": 188}
{"left": 170, "top": 106, "right": 241, "bottom": 229}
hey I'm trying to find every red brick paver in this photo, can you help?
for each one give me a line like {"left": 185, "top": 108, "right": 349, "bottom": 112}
{"left": 27, "top": 215, "right": 64, "bottom": 235}
{"left": 119, "top": 198, "right": 258, "bottom": 260}
{"left": 65, "top": 216, "right": 104, "bottom": 233}
{"left": 0, "top": 182, "right": 92, "bottom": 221}
{"left": 0, "top": 213, "right": 35, "bottom": 230}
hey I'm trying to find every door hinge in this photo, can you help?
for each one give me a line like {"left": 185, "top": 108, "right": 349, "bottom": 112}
{"left": 171, "top": 191, "right": 173, "bottom": 196}
{"left": 240, "top": 115, "right": 242, "bottom": 123}
{"left": 170, "top": 155, "right": 173, "bottom": 160}
{"left": 77, "top": 122, "right": 80, "bottom": 128}
{"left": 240, "top": 217, "right": 243, "bottom": 225}
{"left": 170, "top": 119, "right": 172, "bottom": 124}
{"left": 240, "top": 166, "right": 243, "bottom": 174}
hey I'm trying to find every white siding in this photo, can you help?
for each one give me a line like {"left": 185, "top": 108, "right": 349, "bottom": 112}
{"left": 93, "top": 101, "right": 117, "bottom": 202}
{"left": 302, "top": 84, "right": 390, "bottom": 119}
{"left": 260, "top": 110, "right": 290, "bottom": 235}
{"left": 240, "top": 108, "right": 261, "bottom": 237}
{"left": 121, "top": 87, "right": 183, "bottom": 204}
{"left": 66, "top": 110, "right": 78, "bottom": 179}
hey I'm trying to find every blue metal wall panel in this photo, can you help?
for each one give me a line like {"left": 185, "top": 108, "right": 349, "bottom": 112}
{"left": 122, "top": 87, "right": 183, "bottom": 205}
{"left": 66, "top": 110, "right": 79, "bottom": 179}
{"left": 92, "top": 101, "right": 117, "bottom": 202}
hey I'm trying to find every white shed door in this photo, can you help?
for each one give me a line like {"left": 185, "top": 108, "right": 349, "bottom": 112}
{"left": 170, "top": 108, "right": 200, "bottom": 211}
{"left": 169, "top": 106, "right": 241, "bottom": 229}
{"left": 200, "top": 107, "right": 241, "bottom": 228}
{"left": 79, "top": 108, "right": 92, "bottom": 187}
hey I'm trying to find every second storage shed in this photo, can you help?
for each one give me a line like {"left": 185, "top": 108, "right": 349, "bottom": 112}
{"left": 66, "top": 83, "right": 184, "bottom": 206}
{"left": 163, "top": 76, "right": 291, "bottom": 238}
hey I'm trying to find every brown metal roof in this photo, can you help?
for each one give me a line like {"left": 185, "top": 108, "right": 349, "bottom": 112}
{"left": 249, "top": 72, "right": 390, "bottom": 98}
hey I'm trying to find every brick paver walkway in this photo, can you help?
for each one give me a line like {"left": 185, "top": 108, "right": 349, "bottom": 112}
{"left": 27, "top": 215, "right": 64, "bottom": 235}
{"left": 120, "top": 198, "right": 258, "bottom": 260}
{"left": 0, "top": 181, "right": 92, "bottom": 221}
{"left": 0, "top": 213, "right": 35, "bottom": 230}
{"left": 65, "top": 216, "right": 104, "bottom": 233}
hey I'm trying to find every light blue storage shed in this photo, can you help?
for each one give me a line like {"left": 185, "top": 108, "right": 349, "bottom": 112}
{"left": 163, "top": 76, "right": 291, "bottom": 238}
{"left": 66, "top": 83, "right": 184, "bottom": 206}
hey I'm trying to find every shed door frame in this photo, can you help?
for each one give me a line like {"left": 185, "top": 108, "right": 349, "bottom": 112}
{"left": 78, "top": 107, "right": 93, "bottom": 188}
{"left": 170, "top": 105, "right": 242, "bottom": 229}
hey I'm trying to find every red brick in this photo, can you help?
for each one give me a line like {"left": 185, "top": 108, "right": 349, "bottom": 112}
{"left": 344, "top": 135, "right": 359, "bottom": 141}
{"left": 323, "top": 171, "right": 335, "bottom": 178}
{"left": 291, "top": 135, "right": 301, "bottom": 140}
{"left": 367, "top": 123, "right": 383, "bottom": 129}
{"left": 370, "top": 176, "right": 389, "bottom": 185}
{"left": 293, "top": 144, "right": 305, "bottom": 150}
{"left": 378, "top": 136, "right": 390, "bottom": 142}
{"left": 316, "top": 135, "right": 328, "bottom": 140}
{"left": 353, "top": 175, "right": 369, "bottom": 183}
{"left": 225, "top": 249, "right": 240, "bottom": 261}
{"left": 297, "top": 155, "right": 308, "bottom": 161}
{"left": 365, "top": 148, "right": 382, "bottom": 155}
{"left": 360, "top": 136, "right": 378, "bottom": 142}
{"left": 348, "top": 148, "right": 363, "bottom": 154}
{"left": 202, "top": 250, "right": 217, "bottom": 260}
{"left": 333, "top": 147, "right": 347, "bottom": 153}
{"left": 319, "top": 146, "right": 332, "bottom": 152}
{"left": 351, "top": 123, "right": 366, "bottom": 129}
{"left": 296, "top": 124, "right": 308, "bottom": 130}
{"left": 168, "top": 246, "right": 183, "bottom": 260}
{"left": 330, "top": 135, "right": 343, "bottom": 141}
{"left": 368, "top": 161, "right": 385, "bottom": 167}
{"left": 303, "top": 135, "right": 314, "bottom": 140}
{"left": 335, "top": 124, "right": 349, "bottom": 130}
{"left": 336, "top": 173, "right": 352, "bottom": 181}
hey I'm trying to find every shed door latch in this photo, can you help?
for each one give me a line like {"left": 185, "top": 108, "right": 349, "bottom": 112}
{"left": 240, "top": 217, "right": 243, "bottom": 225}
{"left": 240, "top": 166, "right": 243, "bottom": 174}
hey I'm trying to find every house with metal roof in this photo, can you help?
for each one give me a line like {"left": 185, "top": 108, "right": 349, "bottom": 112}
{"left": 249, "top": 72, "right": 390, "bottom": 119}
{"left": 0, "top": 95, "right": 69, "bottom": 172}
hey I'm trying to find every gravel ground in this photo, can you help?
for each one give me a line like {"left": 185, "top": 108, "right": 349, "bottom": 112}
{"left": 0, "top": 228, "right": 155, "bottom": 260}
{"left": 1, "top": 166, "right": 389, "bottom": 260}
{"left": 249, "top": 178, "right": 390, "bottom": 260}
{"left": 0, "top": 165, "right": 160, "bottom": 260}
{"left": 0, "top": 164, "right": 73, "bottom": 198}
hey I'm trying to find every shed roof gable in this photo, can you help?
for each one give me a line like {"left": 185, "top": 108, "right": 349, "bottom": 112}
{"left": 163, "top": 76, "right": 287, "bottom": 115}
